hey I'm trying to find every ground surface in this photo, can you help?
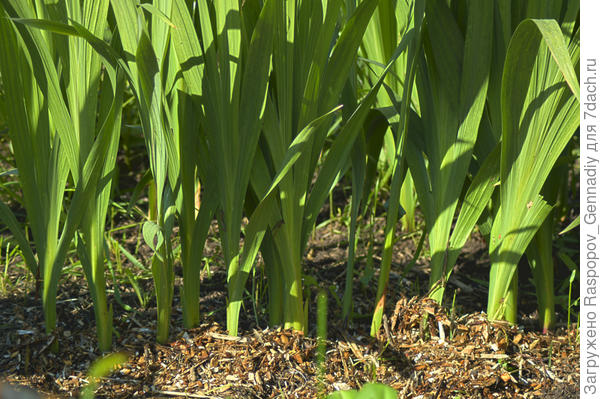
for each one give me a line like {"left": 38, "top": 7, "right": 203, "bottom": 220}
{"left": 0, "top": 213, "right": 580, "bottom": 398}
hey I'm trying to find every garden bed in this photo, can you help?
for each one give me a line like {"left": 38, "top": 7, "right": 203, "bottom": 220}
{"left": 0, "top": 217, "right": 579, "bottom": 398}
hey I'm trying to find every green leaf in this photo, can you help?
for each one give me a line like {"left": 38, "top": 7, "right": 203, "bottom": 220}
{"left": 447, "top": 144, "right": 501, "bottom": 270}
{"left": 81, "top": 352, "right": 129, "bottom": 399}
{"left": 0, "top": 202, "right": 38, "bottom": 276}
{"left": 138, "top": 3, "right": 176, "bottom": 28}
{"left": 142, "top": 221, "right": 164, "bottom": 253}
{"left": 487, "top": 17, "right": 579, "bottom": 323}
{"left": 559, "top": 215, "right": 579, "bottom": 235}
{"left": 227, "top": 105, "right": 342, "bottom": 335}
{"left": 414, "top": 0, "right": 494, "bottom": 303}
{"left": 327, "top": 383, "right": 397, "bottom": 399}
{"left": 370, "top": 0, "right": 425, "bottom": 336}
{"left": 303, "top": 27, "right": 417, "bottom": 248}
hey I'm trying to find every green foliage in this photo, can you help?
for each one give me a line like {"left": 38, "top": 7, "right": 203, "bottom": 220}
{"left": 0, "top": 0, "right": 124, "bottom": 352}
{"left": 370, "top": 0, "right": 425, "bottom": 336}
{"left": 80, "top": 352, "right": 129, "bottom": 399}
{"left": 241, "top": 0, "right": 391, "bottom": 332}
{"left": 171, "top": 0, "right": 277, "bottom": 335}
{"left": 0, "top": 0, "right": 580, "bottom": 352}
{"left": 327, "top": 383, "right": 397, "bottom": 399}
{"left": 487, "top": 16, "right": 579, "bottom": 325}
{"left": 405, "top": 0, "right": 494, "bottom": 303}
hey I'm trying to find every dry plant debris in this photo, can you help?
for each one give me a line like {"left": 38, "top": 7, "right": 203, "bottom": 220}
{"left": 1, "top": 294, "right": 578, "bottom": 398}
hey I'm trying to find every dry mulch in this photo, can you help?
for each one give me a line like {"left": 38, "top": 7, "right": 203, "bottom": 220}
{"left": 0, "top": 291, "right": 579, "bottom": 398}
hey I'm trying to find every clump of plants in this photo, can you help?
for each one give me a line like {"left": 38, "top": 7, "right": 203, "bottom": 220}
{"left": 0, "top": 0, "right": 579, "bottom": 360}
